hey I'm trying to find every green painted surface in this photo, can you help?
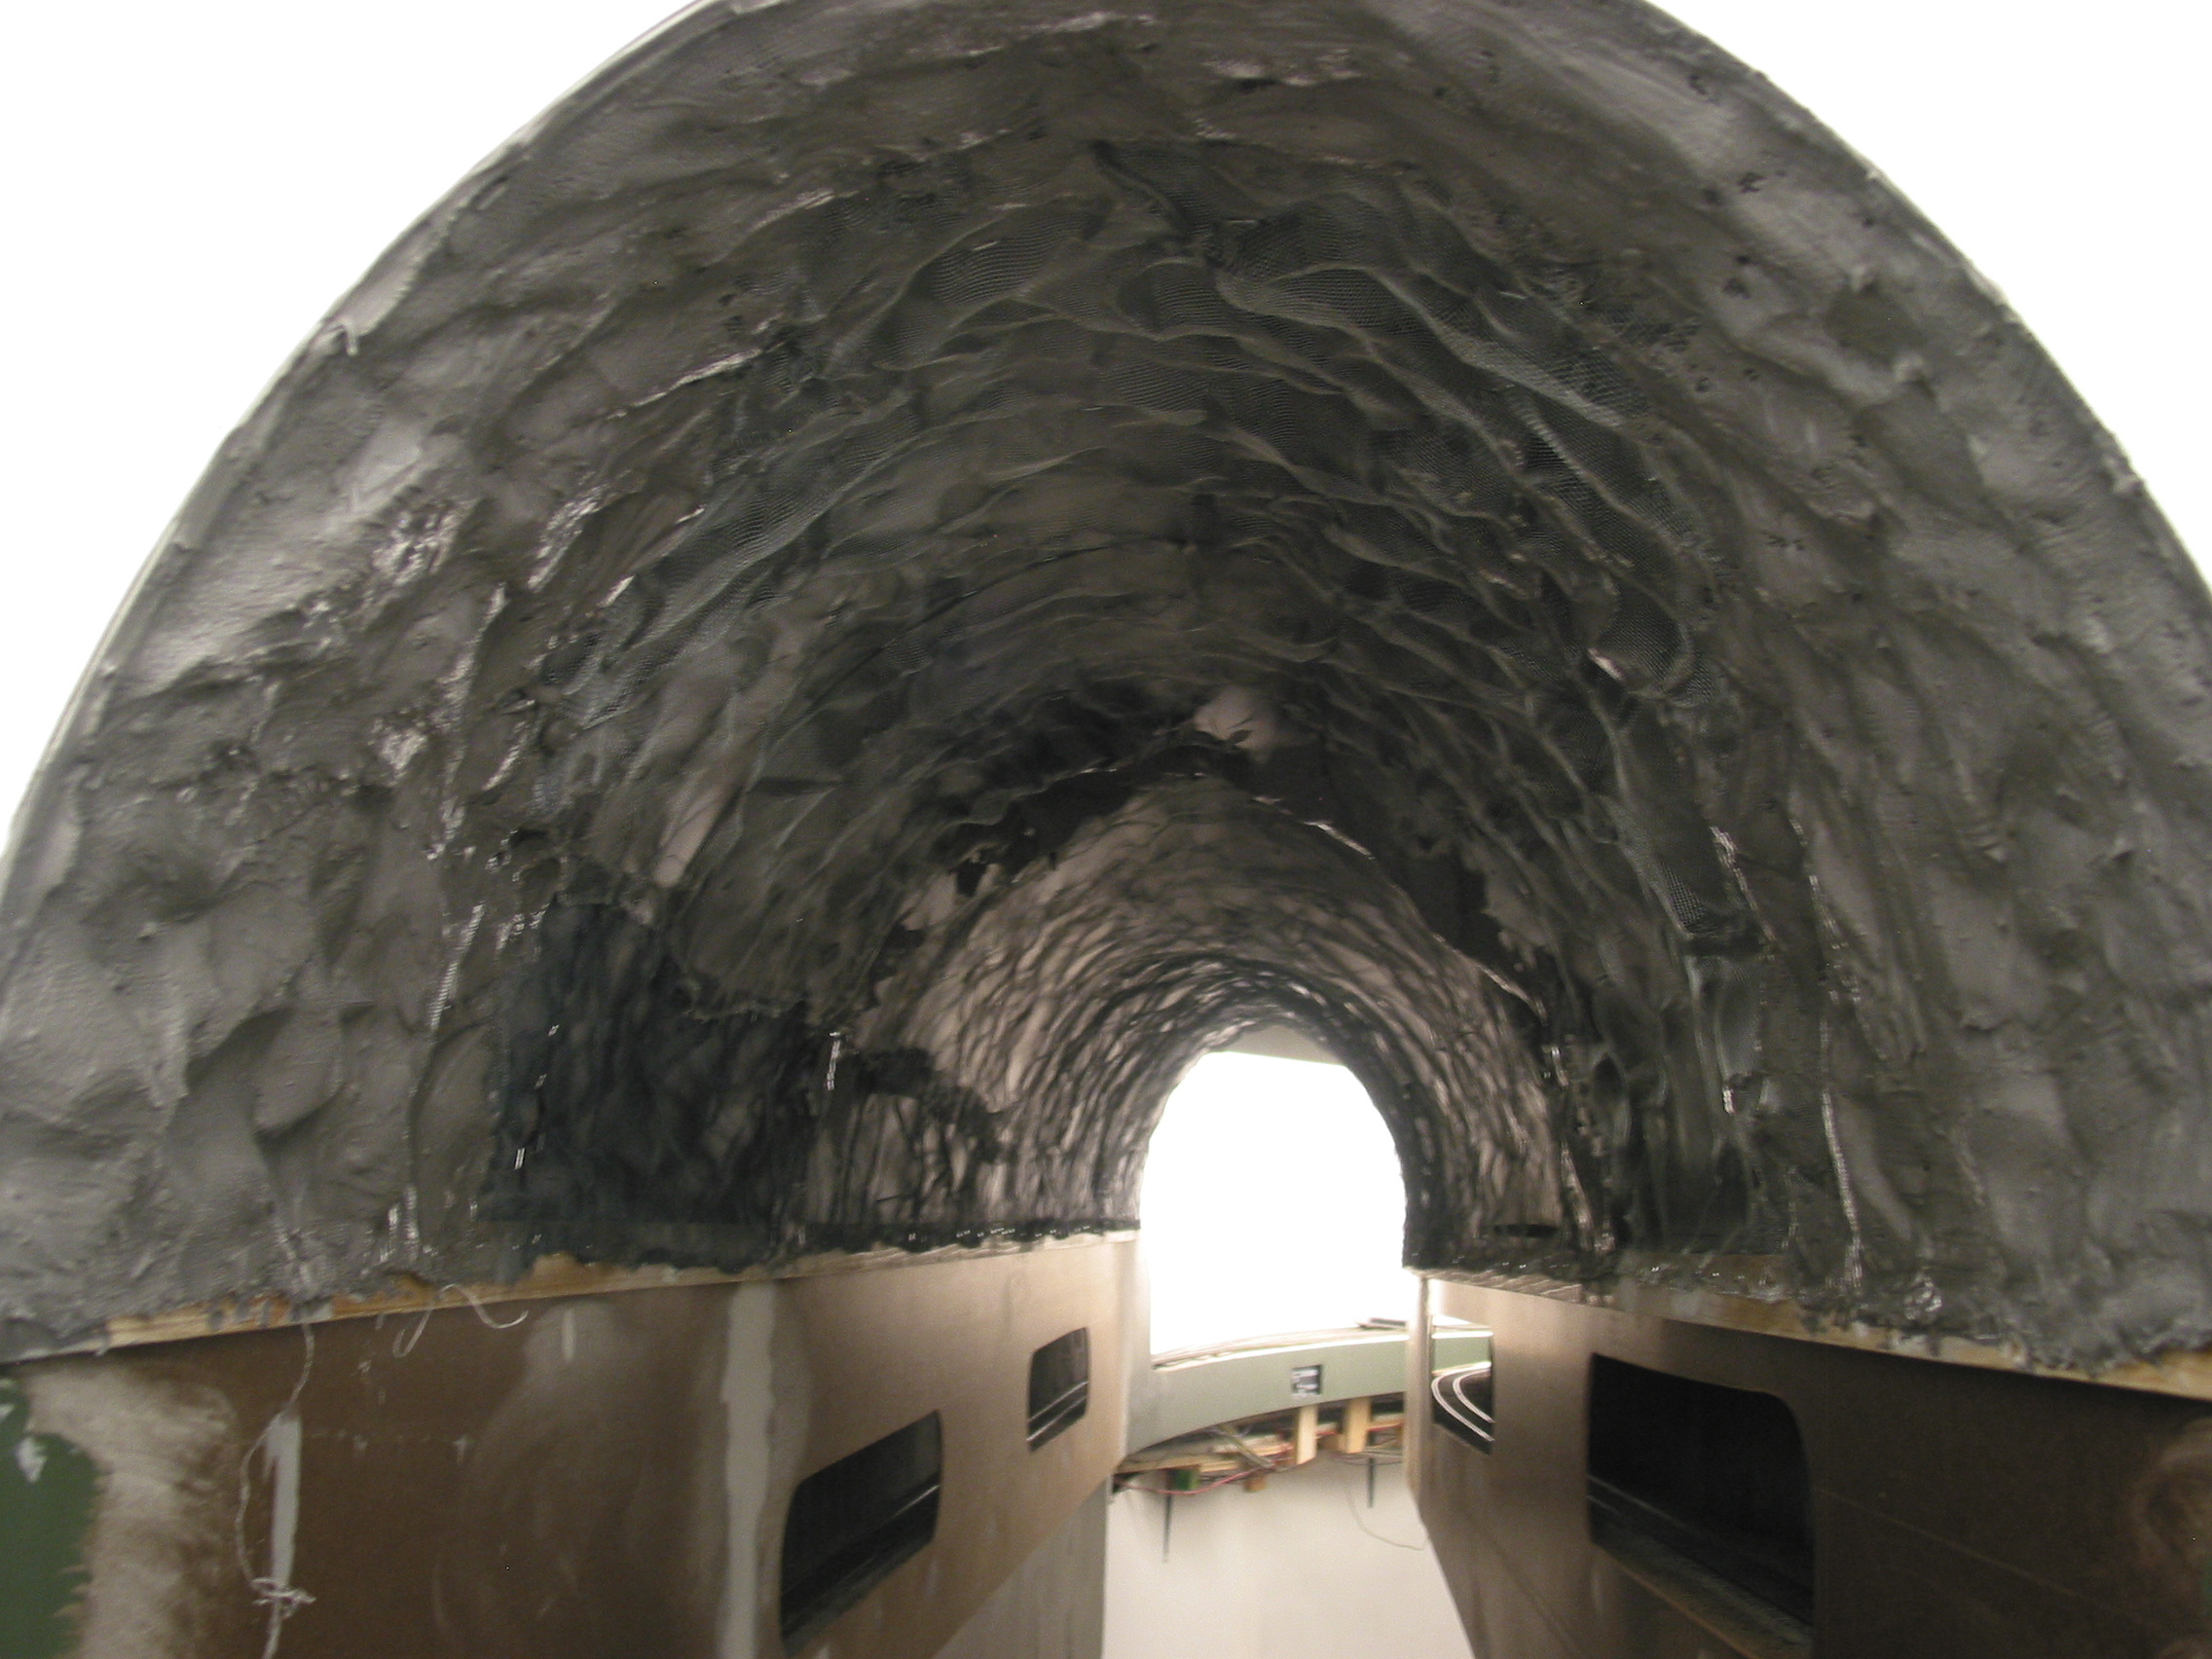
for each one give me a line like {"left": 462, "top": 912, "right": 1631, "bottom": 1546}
{"left": 0, "top": 1377, "right": 97, "bottom": 1659}
{"left": 1134, "top": 1328, "right": 1491, "bottom": 1450}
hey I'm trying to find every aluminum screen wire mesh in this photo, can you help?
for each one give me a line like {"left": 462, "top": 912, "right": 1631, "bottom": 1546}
{"left": 1, "top": 0, "right": 2208, "bottom": 1371}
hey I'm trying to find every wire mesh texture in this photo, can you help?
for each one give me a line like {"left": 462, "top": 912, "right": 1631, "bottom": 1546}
{"left": 2, "top": 0, "right": 2208, "bottom": 1372}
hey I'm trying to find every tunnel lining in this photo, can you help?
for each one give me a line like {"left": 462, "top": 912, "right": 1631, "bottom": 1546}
{"left": 1, "top": 0, "right": 2208, "bottom": 1374}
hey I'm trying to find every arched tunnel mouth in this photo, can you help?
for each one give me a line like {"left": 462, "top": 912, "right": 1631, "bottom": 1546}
{"left": 2, "top": 0, "right": 2210, "bottom": 1375}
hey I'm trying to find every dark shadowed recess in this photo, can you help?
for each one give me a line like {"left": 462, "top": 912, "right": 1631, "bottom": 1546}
{"left": 781, "top": 1411, "right": 944, "bottom": 1651}
{"left": 1, "top": 0, "right": 2208, "bottom": 1369}
{"left": 1586, "top": 1355, "right": 1815, "bottom": 1635}
{"left": 1027, "top": 1327, "right": 1091, "bottom": 1449}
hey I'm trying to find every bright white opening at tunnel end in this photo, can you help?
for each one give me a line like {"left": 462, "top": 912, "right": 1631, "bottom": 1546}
{"left": 1139, "top": 1047, "right": 1414, "bottom": 1356}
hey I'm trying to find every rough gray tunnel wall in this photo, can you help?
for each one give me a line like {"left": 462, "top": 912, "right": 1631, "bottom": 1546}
{"left": 2, "top": 0, "right": 2207, "bottom": 1369}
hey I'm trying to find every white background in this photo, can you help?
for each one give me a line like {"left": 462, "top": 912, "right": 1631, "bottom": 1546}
{"left": 1102, "top": 1459, "right": 1474, "bottom": 1659}
{"left": 1139, "top": 1052, "right": 1412, "bottom": 1352}
{"left": 3, "top": 0, "right": 2204, "bottom": 837}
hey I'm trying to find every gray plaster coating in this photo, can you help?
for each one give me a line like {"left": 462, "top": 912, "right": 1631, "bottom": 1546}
{"left": 0, "top": 0, "right": 2207, "bottom": 1369}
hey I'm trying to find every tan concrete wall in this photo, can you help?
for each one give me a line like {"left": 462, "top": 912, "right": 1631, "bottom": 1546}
{"left": 1419, "top": 1279, "right": 2212, "bottom": 1659}
{"left": 932, "top": 1482, "right": 1107, "bottom": 1659}
{"left": 9, "top": 1238, "right": 1132, "bottom": 1659}
{"left": 774, "top": 1248, "right": 1128, "bottom": 1659}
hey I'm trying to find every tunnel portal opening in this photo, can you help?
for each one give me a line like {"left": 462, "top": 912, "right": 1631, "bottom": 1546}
{"left": 1139, "top": 1037, "right": 1414, "bottom": 1356}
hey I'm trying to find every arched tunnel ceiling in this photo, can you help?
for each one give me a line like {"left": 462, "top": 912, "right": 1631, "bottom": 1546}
{"left": 2, "top": 0, "right": 2209, "bottom": 1370}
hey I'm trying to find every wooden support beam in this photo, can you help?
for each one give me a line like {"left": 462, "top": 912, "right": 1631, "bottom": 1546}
{"left": 1294, "top": 1402, "right": 1320, "bottom": 1465}
{"left": 1344, "top": 1395, "right": 1373, "bottom": 1456}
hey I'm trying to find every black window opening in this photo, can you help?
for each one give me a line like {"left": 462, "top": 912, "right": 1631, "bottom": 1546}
{"left": 1586, "top": 1357, "right": 1815, "bottom": 1639}
{"left": 1430, "top": 1361, "right": 1493, "bottom": 1453}
{"left": 779, "top": 1413, "right": 941, "bottom": 1653}
{"left": 1027, "top": 1328, "right": 1090, "bottom": 1449}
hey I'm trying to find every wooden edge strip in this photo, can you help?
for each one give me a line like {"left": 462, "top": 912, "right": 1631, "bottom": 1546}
{"left": 1428, "top": 1268, "right": 2212, "bottom": 1405}
{"left": 20, "top": 1231, "right": 1140, "bottom": 1364}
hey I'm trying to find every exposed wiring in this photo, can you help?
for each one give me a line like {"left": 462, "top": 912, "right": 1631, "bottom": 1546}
{"left": 1331, "top": 1456, "right": 1427, "bottom": 1551}
{"left": 1211, "top": 1425, "right": 1278, "bottom": 1472}
{"left": 1122, "top": 1464, "right": 1268, "bottom": 1496}
{"left": 391, "top": 1306, "right": 434, "bottom": 1358}
{"left": 452, "top": 1283, "right": 532, "bottom": 1330}
{"left": 390, "top": 1284, "right": 531, "bottom": 1356}
{"left": 1120, "top": 1429, "right": 1412, "bottom": 1502}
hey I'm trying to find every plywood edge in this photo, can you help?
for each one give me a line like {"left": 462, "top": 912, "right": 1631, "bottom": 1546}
{"left": 1426, "top": 1268, "right": 2212, "bottom": 1404}
{"left": 22, "top": 1231, "right": 1140, "bottom": 1363}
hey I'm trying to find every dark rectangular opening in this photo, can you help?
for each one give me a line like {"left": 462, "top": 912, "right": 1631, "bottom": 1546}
{"left": 1429, "top": 1360, "right": 1493, "bottom": 1453}
{"left": 779, "top": 1412, "right": 941, "bottom": 1652}
{"left": 1027, "top": 1328, "right": 1089, "bottom": 1449}
{"left": 1586, "top": 1356, "right": 1814, "bottom": 1635}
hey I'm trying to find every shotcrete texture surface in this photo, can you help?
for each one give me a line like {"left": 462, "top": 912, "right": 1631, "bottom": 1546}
{"left": 3, "top": 0, "right": 2208, "bottom": 1368}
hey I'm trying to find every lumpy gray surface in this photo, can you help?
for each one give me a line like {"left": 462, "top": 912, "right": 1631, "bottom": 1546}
{"left": 2, "top": 0, "right": 2207, "bottom": 1367}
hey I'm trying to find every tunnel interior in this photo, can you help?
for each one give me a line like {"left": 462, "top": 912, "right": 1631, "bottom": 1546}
{"left": 2, "top": 0, "right": 2210, "bottom": 1376}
